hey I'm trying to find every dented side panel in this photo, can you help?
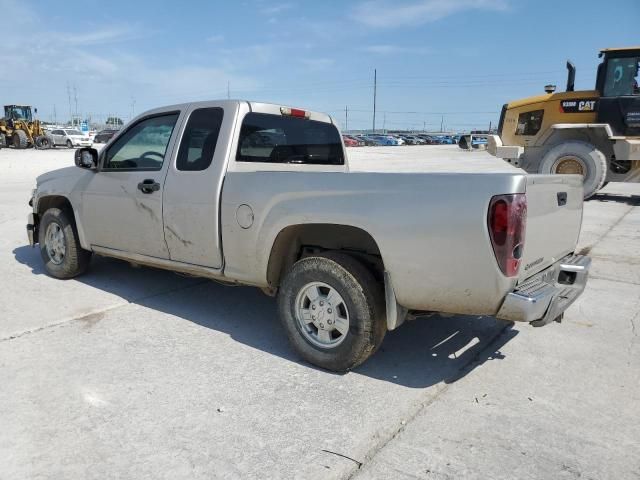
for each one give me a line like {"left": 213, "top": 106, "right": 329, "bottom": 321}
{"left": 77, "top": 109, "right": 188, "bottom": 258}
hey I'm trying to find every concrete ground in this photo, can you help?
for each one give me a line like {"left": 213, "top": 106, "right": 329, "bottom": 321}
{"left": 0, "top": 146, "right": 638, "bottom": 480}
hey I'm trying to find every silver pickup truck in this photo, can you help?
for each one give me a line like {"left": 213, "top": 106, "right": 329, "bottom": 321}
{"left": 27, "top": 100, "right": 591, "bottom": 371}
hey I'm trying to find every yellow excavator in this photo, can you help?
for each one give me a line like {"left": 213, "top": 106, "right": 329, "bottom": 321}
{"left": 488, "top": 47, "right": 640, "bottom": 198}
{"left": 0, "top": 105, "right": 53, "bottom": 149}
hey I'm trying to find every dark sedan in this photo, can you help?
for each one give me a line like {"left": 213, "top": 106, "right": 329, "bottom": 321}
{"left": 93, "top": 129, "right": 120, "bottom": 143}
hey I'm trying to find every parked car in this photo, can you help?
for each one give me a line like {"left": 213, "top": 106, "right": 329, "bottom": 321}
{"left": 93, "top": 129, "right": 120, "bottom": 143}
{"left": 342, "top": 135, "right": 359, "bottom": 147}
{"left": 354, "top": 135, "right": 377, "bottom": 146}
{"left": 49, "top": 129, "right": 93, "bottom": 148}
{"left": 27, "top": 99, "right": 591, "bottom": 372}
{"left": 435, "top": 135, "right": 455, "bottom": 145}
{"left": 415, "top": 134, "right": 437, "bottom": 144}
{"left": 343, "top": 135, "right": 364, "bottom": 146}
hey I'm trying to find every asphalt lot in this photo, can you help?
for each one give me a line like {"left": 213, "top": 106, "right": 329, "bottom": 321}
{"left": 1, "top": 146, "right": 638, "bottom": 480}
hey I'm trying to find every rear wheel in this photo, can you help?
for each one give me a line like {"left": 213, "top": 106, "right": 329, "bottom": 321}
{"left": 12, "top": 130, "right": 29, "bottom": 149}
{"left": 539, "top": 141, "right": 607, "bottom": 199}
{"left": 38, "top": 208, "right": 91, "bottom": 279}
{"left": 278, "top": 252, "right": 386, "bottom": 372}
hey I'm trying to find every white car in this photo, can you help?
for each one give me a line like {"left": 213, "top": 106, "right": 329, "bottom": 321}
{"left": 48, "top": 128, "right": 93, "bottom": 148}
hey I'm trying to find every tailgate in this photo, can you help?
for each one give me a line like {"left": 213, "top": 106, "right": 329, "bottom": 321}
{"left": 519, "top": 174, "right": 583, "bottom": 282}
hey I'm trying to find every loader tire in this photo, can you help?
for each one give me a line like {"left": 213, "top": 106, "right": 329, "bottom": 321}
{"left": 12, "top": 130, "right": 29, "bottom": 149}
{"left": 539, "top": 141, "right": 607, "bottom": 200}
{"left": 0, "top": 133, "right": 6, "bottom": 148}
{"left": 35, "top": 135, "right": 53, "bottom": 150}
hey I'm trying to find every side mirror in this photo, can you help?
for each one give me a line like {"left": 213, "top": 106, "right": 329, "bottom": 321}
{"left": 75, "top": 147, "right": 98, "bottom": 169}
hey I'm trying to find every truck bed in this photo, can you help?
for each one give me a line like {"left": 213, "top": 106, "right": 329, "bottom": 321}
{"left": 347, "top": 145, "right": 523, "bottom": 174}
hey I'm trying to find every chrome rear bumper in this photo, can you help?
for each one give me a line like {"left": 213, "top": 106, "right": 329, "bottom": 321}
{"left": 496, "top": 254, "right": 591, "bottom": 326}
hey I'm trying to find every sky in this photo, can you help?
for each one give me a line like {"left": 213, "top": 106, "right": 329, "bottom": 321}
{"left": 1, "top": 0, "right": 638, "bottom": 131}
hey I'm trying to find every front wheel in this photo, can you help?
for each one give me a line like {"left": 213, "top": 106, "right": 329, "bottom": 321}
{"left": 66, "top": 139, "right": 73, "bottom": 148}
{"left": 278, "top": 252, "right": 386, "bottom": 372}
{"left": 38, "top": 208, "right": 91, "bottom": 279}
{"left": 34, "top": 135, "right": 53, "bottom": 149}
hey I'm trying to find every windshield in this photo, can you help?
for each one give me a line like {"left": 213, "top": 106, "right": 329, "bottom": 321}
{"left": 603, "top": 56, "right": 640, "bottom": 96}
{"left": 5, "top": 106, "right": 32, "bottom": 121}
{"left": 65, "top": 130, "right": 83, "bottom": 136}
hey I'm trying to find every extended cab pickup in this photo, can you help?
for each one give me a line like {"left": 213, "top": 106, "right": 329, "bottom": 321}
{"left": 27, "top": 100, "right": 591, "bottom": 371}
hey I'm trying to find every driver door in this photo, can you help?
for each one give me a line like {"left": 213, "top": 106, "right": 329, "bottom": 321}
{"left": 79, "top": 111, "right": 183, "bottom": 258}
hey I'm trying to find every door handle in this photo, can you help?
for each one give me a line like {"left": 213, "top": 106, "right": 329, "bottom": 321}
{"left": 557, "top": 192, "right": 567, "bottom": 206}
{"left": 137, "top": 179, "right": 160, "bottom": 194}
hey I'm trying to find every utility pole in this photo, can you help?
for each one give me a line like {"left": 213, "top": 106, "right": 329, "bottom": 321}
{"left": 345, "top": 105, "right": 348, "bottom": 131}
{"left": 383, "top": 112, "right": 386, "bottom": 132}
{"left": 489, "top": 120, "right": 492, "bottom": 132}
{"left": 423, "top": 120, "right": 426, "bottom": 132}
{"left": 73, "top": 85, "right": 78, "bottom": 125}
{"left": 440, "top": 115, "right": 444, "bottom": 132}
{"left": 53, "top": 105, "right": 57, "bottom": 125}
{"left": 66, "top": 83, "right": 72, "bottom": 125}
{"left": 372, "top": 69, "right": 377, "bottom": 133}
{"left": 227, "top": 81, "right": 230, "bottom": 99}
{"left": 130, "top": 97, "right": 136, "bottom": 119}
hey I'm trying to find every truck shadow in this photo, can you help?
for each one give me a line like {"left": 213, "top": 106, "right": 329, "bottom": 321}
{"left": 14, "top": 246, "right": 517, "bottom": 389}
{"left": 589, "top": 193, "right": 640, "bottom": 206}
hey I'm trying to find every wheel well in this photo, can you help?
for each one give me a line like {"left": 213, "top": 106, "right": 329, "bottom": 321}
{"left": 37, "top": 195, "right": 73, "bottom": 218}
{"left": 533, "top": 127, "right": 614, "bottom": 162}
{"left": 267, "top": 224, "right": 383, "bottom": 288}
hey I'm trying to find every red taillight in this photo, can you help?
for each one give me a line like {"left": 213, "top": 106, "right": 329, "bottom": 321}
{"left": 488, "top": 194, "right": 527, "bottom": 277}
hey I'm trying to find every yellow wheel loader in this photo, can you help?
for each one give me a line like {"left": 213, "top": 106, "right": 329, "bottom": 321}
{"left": 488, "top": 47, "right": 640, "bottom": 198}
{"left": 0, "top": 105, "right": 53, "bottom": 150}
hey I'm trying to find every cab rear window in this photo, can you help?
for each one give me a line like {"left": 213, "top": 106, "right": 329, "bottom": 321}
{"left": 236, "top": 113, "right": 344, "bottom": 165}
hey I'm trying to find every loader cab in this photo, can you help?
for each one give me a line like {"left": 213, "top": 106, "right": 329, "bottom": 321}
{"left": 595, "top": 47, "right": 640, "bottom": 136}
{"left": 4, "top": 105, "right": 33, "bottom": 122}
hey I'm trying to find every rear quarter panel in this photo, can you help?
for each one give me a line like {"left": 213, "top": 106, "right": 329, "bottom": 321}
{"left": 221, "top": 171, "right": 527, "bottom": 315}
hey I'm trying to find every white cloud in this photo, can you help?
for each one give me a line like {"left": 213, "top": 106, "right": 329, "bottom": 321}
{"left": 206, "top": 34, "right": 224, "bottom": 43}
{"left": 352, "top": 0, "right": 509, "bottom": 28}
{"left": 362, "top": 44, "right": 432, "bottom": 55}
{"left": 262, "top": 2, "right": 295, "bottom": 15}
{"left": 299, "top": 58, "right": 336, "bottom": 70}
{"left": 0, "top": 0, "right": 258, "bottom": 120}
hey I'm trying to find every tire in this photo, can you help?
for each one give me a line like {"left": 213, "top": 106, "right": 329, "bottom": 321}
{"left": 38, "top": 207, "right": 91, "bottom": 279}
{"left": 0, "top": 132, "right": 6, "bottom": 148}
{"left": 12, "top": 130, "right": 29, "bottom": 149}
{"left": 34, "top": 135, "right": 53, "bottom": 149}
{"left": 66, "top": 139, "right": 73, "bottom": 148}
{"left": 278, "top": 252, "right": 386, "bottom": 372}
{"left": 539, "top": 141, "right": 607, "bottom": 199}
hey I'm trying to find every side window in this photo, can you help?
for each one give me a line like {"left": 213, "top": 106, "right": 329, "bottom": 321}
{"left": 236, "top": 113, "right": 344, "bottom": 165}
{"left": 176, "top": 107, "right": 224, "bottom": 171}
{"left": 103, "top": 113, "right": 179, "bottom": 170}
{"left": 515, "top": 110, "right": 544, "bottom": 136}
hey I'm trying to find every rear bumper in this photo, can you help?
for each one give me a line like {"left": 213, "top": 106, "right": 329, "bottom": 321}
{"left": 496, "top": 254, "right": 591, "bottom": 326}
